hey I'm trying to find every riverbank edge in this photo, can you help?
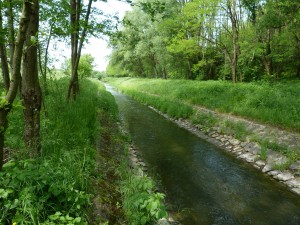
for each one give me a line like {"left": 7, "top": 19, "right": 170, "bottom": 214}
{"left": 105, "top": 81, "right": 300, "bottom": 197}
{"left": 148, "top": 105, "right": 300, "bottom": 196}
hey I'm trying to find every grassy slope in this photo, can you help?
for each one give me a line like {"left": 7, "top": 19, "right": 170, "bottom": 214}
{"left": 106, "top": 77, "right": 300, "bottom": 132}
{"left": 1, "top": 79, "right": 116, "bottom": 224}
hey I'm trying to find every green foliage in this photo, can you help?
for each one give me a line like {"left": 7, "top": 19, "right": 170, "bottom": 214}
{"left": 120, "top": 169, "right": 168, "bottom": 225}
{"left": 107, "top": 78, "right": 300, "bottom": 131}
{"left": 0, "top": 160, "right": 90, "bottom": 225}
{"left": 78, "top": 54, "right": 95, "bottom": 78}
{"left": 1, "top": 78, "right": 114, "bottom": 224}
{"left": 61, "top": 54, "right": 96, "bottom": 78}
{"left": 107, "top": 0, "right": 300, "bottom": 81}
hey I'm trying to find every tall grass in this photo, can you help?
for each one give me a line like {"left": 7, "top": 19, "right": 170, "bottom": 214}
{"left": 0, "top": 78, "right": 110, "bottom": 224}
{"left": 106, "top": 78, "right": 300, "bottom": 131}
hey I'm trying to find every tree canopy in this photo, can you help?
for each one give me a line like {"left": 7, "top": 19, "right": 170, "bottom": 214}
{"left": 107, "top": 0, "right": 300, "bottom": 82}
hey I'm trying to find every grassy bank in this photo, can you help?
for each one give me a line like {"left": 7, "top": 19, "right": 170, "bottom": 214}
{"left": 1, "top": 79, "right": 106, "bottom": 224}
{"left": 106, "top": 77, "right": 300, "bottom": 132}
{"left": 0, "top": 78, "right": 167, "bottom": 225}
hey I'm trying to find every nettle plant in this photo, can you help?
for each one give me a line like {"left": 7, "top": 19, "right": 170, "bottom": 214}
{"left": 0, "top": 160, "right": 90, "bottom": 225}
{"left": 121, "top": 169, "right": 168, "bottom": 225}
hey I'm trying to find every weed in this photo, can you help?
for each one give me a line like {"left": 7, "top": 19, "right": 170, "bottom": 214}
{"left": 221, "top": 120, "right": 250, "bottom": 140}
{"left": 191, "top": 112, "right": 217, "bottom": 128}
{"left": 259, "top": 147, "right": 268, "bottom": 160}
{"left": 272, "top": 161, "right": 291, "bottom": 171}
{"left": 120, "top": 169, "right": 168, "bottom": 225}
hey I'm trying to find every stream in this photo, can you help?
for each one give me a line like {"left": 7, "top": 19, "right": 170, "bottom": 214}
{"left": 105, "top": 84, "right": 300, "bottom": 225}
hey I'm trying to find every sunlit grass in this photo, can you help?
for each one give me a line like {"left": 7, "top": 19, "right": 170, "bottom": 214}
{"left": 106, "top": 77, "right": 300, "bottom": 131}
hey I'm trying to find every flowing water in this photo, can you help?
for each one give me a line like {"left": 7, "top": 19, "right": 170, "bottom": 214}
{"left": 106, "top": 84, "right": 300, "bottom": 225}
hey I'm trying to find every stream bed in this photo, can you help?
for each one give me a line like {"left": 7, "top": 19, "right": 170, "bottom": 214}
{"left": 106, "top": 84, "right": 300, "bottom": 225}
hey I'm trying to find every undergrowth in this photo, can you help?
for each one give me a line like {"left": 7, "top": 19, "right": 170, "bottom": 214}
{"left": 0, "top": 79, "right": 105, "bottom": 224}
{"left": 119, "top": 168, "right": 168, "bottom": 225}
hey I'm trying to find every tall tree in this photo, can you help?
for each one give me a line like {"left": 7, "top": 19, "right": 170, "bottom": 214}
{"left": 0, "top": 0, "right": 32, "bottom": 170}
{"left": 21, "top": 0, "right": 41, "bottom": 156}
{"left": 0, "top": 1, "right": 10, "bottom": 92}
{"left": 67, "top": 0, "right": 93, "bottom": 100}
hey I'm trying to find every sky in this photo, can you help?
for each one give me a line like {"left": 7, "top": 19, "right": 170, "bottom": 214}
{"left": 50, "top": 0, "right": 132, "bottom": 71}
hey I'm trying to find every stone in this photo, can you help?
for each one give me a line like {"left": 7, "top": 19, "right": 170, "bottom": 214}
{"left": 233, "top": 146, "right": 243, "bottom": 152}
{"left": 138, "top": 162, "right": 146, "bottom": 167}
{"left": 224, "top": 141, "right": 231, "bottom": 146}
{"left": 289, "top": 161, "right": 300, "bottom": 171}
{"left": 229, "top": 138, "right": 240, "bottom": 146}
{"left": 255, "top": 160, "right": 266, "bottom": 167}
{"left": 232, "top": 151, "right": 242, "bottom": 155}
{"left": 266, "top": 150, "right": 288, "bottom": 166}
{"left": 245, "top": 155, "right": 258, "bottom": 163}
{"left": 267, "top": 170, "right": 280, "bottom": 176}
{"left": 238, "top": 153, "right": 258, "bottom": 163}
{"left": 244, "top": 142, "right": 261, "bottom": 154}
{"left": 240, "top": 142, "right": 248, "bottom": 147}
{"left": 274, "top": 172, "right": 294, "bottom": 181}
{"left": 262, "top": 164, "right": 272, "bottom": 173}
{"left": 285, "top": 178, "right": 300, "bottom": 188}
{"left": 254, "top": 165, "right": 261, "bottom": 170}
{"left": 157, "top": 218, "right": 170, "bottom": 225}
{"left": 291, "top": 188, "right": 300, "bottom": 195}
{"left": 130, "top": 157, "right": 138, "bottom": 163}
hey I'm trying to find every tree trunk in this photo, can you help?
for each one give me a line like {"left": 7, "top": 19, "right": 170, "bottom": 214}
{"left": 162, "top": 67, "right": 167, "bottom": 79}
{"left": 262, "top": 29, "right": 273, "bottom": 78}
{"left": 38, "top": 24, "right": 53, "bottom": 95}
{"left": 0, "top": 1, "right": 31, "bottom": 170}
{"left": 230, "top": 0, "right": 239, "bottom": 83}
{"left": 7, "top": 0, "right": 15, "bottom": 69}
{"left": 0, "top": 3, "right": 10, "bottom": 91}
{"left": 21, "top": 0, "right": 41, "bottom": 157}
{"left": 67, "top": 0, "right": 93, "bottom": 100}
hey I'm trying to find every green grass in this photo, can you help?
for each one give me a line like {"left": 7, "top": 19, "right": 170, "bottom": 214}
{"left": 0, "top": 78, "right": 112, "bottom": 224}
{"left": 106, "top": 77, "right": 300, "bottom": 132}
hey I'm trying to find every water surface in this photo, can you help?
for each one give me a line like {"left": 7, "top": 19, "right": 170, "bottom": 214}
{"left": 106, "top": 84, "right": 300, "bottom": 225}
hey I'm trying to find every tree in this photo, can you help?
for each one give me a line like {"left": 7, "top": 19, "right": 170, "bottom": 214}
{"left": 21, "top": 0, "right": 42, "bottom": 156}
{"left": 108, "top": 0, "right": 300, "bottom": 81}
{"left": 0, "top": 1, "right": 10, "bottom": 92}
{"left": 67, "top": 0, "right": 93, "bottom": 100}
{"left": 0, "top": 0, "right": 32, "bottom": 170}
{"left": 78, "top": 54, "right": 95, "bottom": 78}
{"left": 63, "top": 53, "right": 95, "bottom": 78}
